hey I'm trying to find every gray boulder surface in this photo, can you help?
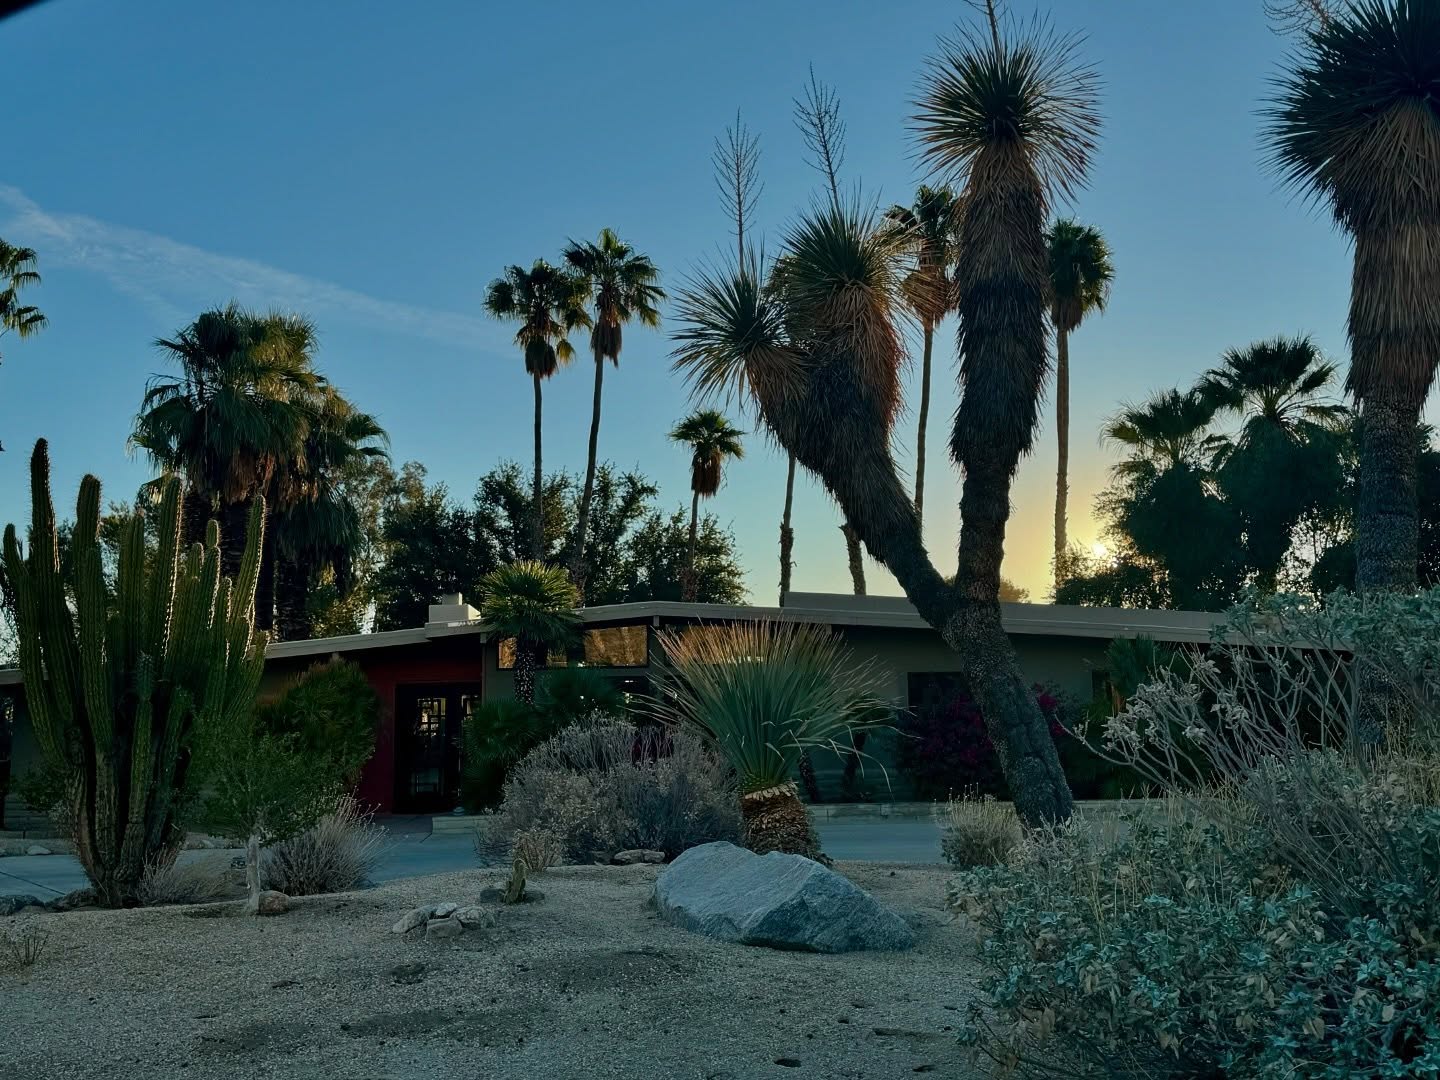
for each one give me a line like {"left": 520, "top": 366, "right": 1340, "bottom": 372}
{"left": 652, "top": 842, "right": 914, "bottom": 953}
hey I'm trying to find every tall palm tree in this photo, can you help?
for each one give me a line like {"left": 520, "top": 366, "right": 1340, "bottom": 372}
{"left": 272, "top": 388, "right": 389, "bottom": 641}
{"left": 1198, "top": 336, "right": 1348, "bottom": 593}
{"left": 478, "top": 561, "right": 580, "bottom": 704}
{"left": 672, "top": 21, "right": 1097, "bottom": 827}
{"left": 669, "top": 409, "right": 745, "bottom": 602}
{"left": 885, "top": 185, "right": 962, "bottom": 529}
{"left": 1103, "top": 389, "right": 1224, "bottom": 478}
{"left": 132, "top": 305, "right": 321, "bottom": 629}
{"left": 0, "top": 240, "right": 47, "bottom": 368}
{"left": 562, "top": 230, "right": 664, "bottom": 592}
{"left": 1046, "top": 219, "right": 1113, "bottom": 589}
{"left": 1266, "top": 0, "right": 1440, "bottom": 592}
{"left": 484, "top": 261, "right": 591, "bottom": 560}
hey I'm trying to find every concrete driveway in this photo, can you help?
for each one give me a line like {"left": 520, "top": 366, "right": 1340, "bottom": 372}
{"left": 0, "top": 819, "right": 945, "bottom": 901}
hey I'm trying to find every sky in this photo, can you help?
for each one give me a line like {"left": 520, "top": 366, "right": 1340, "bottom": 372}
{"left": 0, "top": 0, "right": 1360, "bottom": 604}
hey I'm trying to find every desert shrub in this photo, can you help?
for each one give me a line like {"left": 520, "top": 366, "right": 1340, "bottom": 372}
{"left": 262, "top": 796, "right": 386, "bottom": 896}
{"left": 256, "top": 659, "right": 380, "bottom": 784}
{"left": 459, "top": 700, "right": 560, "bottom": 812}
{"left": 536, "top": 668, "right": 627, "bottom": 725}
{"left": 954, "top": 592, "right": 1440, "bottom": 1077}
{"left": 938, "top": 792, "right": 1020, "bottom": 868}
{"left": 495, "top": 721, "right": 740, "bottom": 863}
{"left": 1, "top": 926, "right": 49, "bottom": 973}
{"left": 136, "top": 854, "right": 237, "bottom": 906}
{"left": 11, "top": 761, "right": 72, "bottom": 838}
{"left": 510, "top": 827, "right": 562, "bottom": 873}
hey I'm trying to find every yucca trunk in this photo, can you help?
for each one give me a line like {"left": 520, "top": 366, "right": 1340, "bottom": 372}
{"left": 740, "top": 782, "right": 819, "bottom": 858}
{"left": 778, "top": 453, "right": 797, "bottom": 604}
{"left": 842, "top": 523, "right": 866, "bottom": 595}
{"left": 531, "top": 371, "right": 544, "bottom": 560}
{"left": 1053, "top": 325, "right": 1070, "bottom": 592}
{"left": 513, "top": 638, "right": 540, "bottom": 704}
{"left": 570, "top": 352, "right": 607, "bottom": 595}
{"left": 683, "top": 490, "right": 700, "bottom": 602}
{"left": 915, "top": 321, "right": 935, "bottom": 528}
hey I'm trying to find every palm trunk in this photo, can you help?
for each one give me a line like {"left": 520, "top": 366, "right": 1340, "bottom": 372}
{"left": 513, "top": 639, "right": 539, "bottom": 704}
{"left": 1355, "top": 389, "right": 1421, "bottom": 592}
{"left": 181, "top": 488, "right": 210, "bottom": 548}
{"left": 570, "top": 352, "right": 606, "bottom": 595}
{"left": 274, "top": 552, "right": 311, "bottom": 642}
{"left": 740, "top": 782, "right": 819, "bottom": 858}
{"left": 779, "top": 453, "right": 797, "bottom": 604}
{"left": 531, "top": 371, "right": 544, "bottom": 561}
{"left": 842, "top": 522, "right": 866, "bottom": 595}
{"left": 915, "top": 322, "right": 934, "bottom": 528}
{"left": 683, "top": 490, "right": 700, "bottom": 602}
{"left": 1053, "top": 325, "right": 1070, "bottom": 593}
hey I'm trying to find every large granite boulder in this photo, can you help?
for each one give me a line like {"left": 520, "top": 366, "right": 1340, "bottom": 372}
{"left": 652, "top": 842, "right": 914, "bottom": 953}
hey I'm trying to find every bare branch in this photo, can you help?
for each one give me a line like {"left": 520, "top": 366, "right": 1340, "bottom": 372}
{"left": 712, "top": 111, "right": 763, "bottom": 264}
{"left": 793, "top": 66, "right": 847, "bottom": 210}
{"left": 1263, "top": 0, "right": 1336, "bottom": 35}
{"left": 962, "top": 0, "right": 1005, "bottom": 51}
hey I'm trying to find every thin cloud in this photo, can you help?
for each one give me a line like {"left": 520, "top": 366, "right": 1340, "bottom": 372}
{"left": 0, "top": 184, "right": 501, "bottom": 349}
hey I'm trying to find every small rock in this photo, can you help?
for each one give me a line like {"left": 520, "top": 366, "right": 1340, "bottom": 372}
{"left": 255, "top": 890, "right": 289, "bottom": 916}
{"left": 390, "top": 904, "right": 437, "bottom": 934}
{"left": 425, "top": 917, "right": 463, "bottom": 940}
{"left": 0, "top": 894, "right": 44, "bottom": 916}
{"left": 389, "top": 961, "right": 426, "bottom": 985}
{"left": 612, "top": 849, "right": 666, "bottom": 865}
{"left": 270, "top": 979, "right": 299, "bottom": 989}
{"left": 432, "top": 901, "right": 458, "bottom": 918}
{"left": 775, "top": 1059, "right": 802, "bottom": 1068}
{"left": 454, "top": 905, "right": 495, "bottom": 929}
{"left": 24, "top": 845, "right": 51, "bottom": 856}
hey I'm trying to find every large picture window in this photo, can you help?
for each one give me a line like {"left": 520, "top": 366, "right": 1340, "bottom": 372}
{"left": 497, "top": 624, "right": 649, "bottom": 670}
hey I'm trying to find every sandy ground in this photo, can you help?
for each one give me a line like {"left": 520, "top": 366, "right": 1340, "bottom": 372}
{"left": 1, "top": 861, "right": 985, "bottom": 1080}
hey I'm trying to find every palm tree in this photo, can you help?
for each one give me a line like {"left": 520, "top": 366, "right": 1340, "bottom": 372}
{"left": 484, "top": 261, "right": 591, "bottom": 560}
{"left": 478, "top": 561, "right": 580, "bottom": 704}
{"left": 1046, "top": 219, "right": 1113, "bottom": 590}
{"left": 1103, "top": 389, "right": 1224, "bottom": 478}
{"left": 885, "top": 185, "right": 962, "bottom": 529}
{"left": 132, "top": 305, "right": 321, "bottom": 629}
{"left": 272, "top": 388, "right": 389, "bottom": 641}
{"left": 562, "top": 230, "right": 664, "bottom": 593}
{"left": 1198, "top": 336, "right": 1348, "bottom": 594}
{"left": 0, "top": 239, "right": 47, "bottom": 368}
{"left": 1266, "top": 0, "right": 1440, "bottom": 592}
{"left": 669, "top": 409, "right": 745, "bottom": 602}
{"left": 672, "top": 21, "right": 1097, "bottom": 828}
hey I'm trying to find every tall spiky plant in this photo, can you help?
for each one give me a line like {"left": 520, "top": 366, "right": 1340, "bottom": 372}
{"left": 3, "top": 440, "right": 267, "bottom": 907}
{"left": 1267, "top": 1, "right": 1440, "bottom": 592}
{"left": 673, "top": 21, "right": 1097, "bottom": 827}
{"left": 562, "top": 230, "right": 664, "bottom": 594}
{"left": 1046, "top": 219, "right": 1113, "bottom": 590}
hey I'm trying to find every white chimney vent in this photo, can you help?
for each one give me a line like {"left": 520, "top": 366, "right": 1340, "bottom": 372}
{"left": 427, "top": 593, "right": 480, "bottom": 626}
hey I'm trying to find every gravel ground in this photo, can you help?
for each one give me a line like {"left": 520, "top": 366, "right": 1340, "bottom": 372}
{"left": 1, "top": 861, "right": 985, "bottom": 1080}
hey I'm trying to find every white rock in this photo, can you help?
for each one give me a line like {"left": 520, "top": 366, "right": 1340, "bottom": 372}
{"left": 25, "top": 845, "right": 52, "bottom": 856}
{"left": 433, "top": 901, "right": 458, "bottom": 918}
{"left": 613, "top": 849, "right": 666, "bottom": 865}
{"left": 256, "top": 890, "right": 289, "bottom": 916}
{"left": 425, "top": 917, "right": 463, "bottom": 940}
{"left": 390, "top": 904, "right": 437, "bottom": 934}
{"left": 454, "top": 905, "right": 495, "bottom": 929}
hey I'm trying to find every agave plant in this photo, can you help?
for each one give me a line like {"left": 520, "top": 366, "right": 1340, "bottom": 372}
{"left": 672, "top": 20, "right": 1098, "bottom": 827}
{"left": 649, "top": 619, "right": 889, "bottom": 858}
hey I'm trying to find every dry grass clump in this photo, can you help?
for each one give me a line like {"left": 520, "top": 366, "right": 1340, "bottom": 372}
{"left": 262, "top": 796, "right": 387, "bottom": 896}
{"left": 1, "top": 926, "right": 49, "bottom": 973}
{"left": 938, "top": 791, "right": 1021, "bottom": 868}
{"left": 510, "top": 828, "right": 563, "bottom": 873}
{"left": 136, "top": 854, "right": 237, "bottom": 907}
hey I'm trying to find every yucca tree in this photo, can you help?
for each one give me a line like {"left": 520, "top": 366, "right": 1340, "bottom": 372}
{"left": 484, "top": 261, "right": 592, "bottom": 560}
{"left": 669, "top": 409, "right": 745, "bottom": 602}
{"left": 885, "top": 185, "right": 962, "bottom": 529}
{"left": 673, "top": 22, "right": 1098, "bottom": 827}
{"left": 649, "top": 620, "right": 888, "bottom": 857}
{"left": 0, "top": 239, "right": 47, "bottom": 367}
{"left": 1046, "top": 218, "right": 1113, "bottom": 589}
{"left": 562, "top": 229, "right": 664, "bottom": 593}
{"left": 478, "top": 560, "right": 580, "bottom": 704}
{"left": 1267, "top": 0, "right": 1440, "bottom": 592}
{"left": 1199, "top": 336, "right": 1349, "bottom": 592}
{"left": 132, "top": 305, "right": 321, "bottom": 629}
{"left": 272, "top": 389, "right": 389, "bottom": 641}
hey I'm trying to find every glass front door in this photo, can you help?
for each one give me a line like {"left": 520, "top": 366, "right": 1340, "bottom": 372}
{"left": 394, "top": 684, "right": 481, "bottom": 813}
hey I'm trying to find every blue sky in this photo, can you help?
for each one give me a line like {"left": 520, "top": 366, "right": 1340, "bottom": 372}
{"left": 0, "top": 0, "right": 1358, "bottom": 602}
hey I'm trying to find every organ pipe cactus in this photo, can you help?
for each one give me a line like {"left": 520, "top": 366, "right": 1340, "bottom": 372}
{"left": 2, "top": 439, "right": 267, "bottom": 907}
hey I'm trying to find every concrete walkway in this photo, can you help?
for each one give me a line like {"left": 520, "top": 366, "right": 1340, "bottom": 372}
{"left": 0, "top": 819, "right": 945, "bottom": 901}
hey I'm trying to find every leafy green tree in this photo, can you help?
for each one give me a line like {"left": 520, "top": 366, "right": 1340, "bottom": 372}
{"left": 483, "top": 261, "right": 591, "bottom": 559}
{"left": 1267, "top": 0, "right": 1440, "bottom": 592}
{"left": 674, "top": 21, "right": 1098, "bottom": 826}
{"left": 478, "top": 561, "right": 580, "bottom": 704}
{"left": 669, "top": 410, "right": 745, "bottom": 602}
{"left": 1046, "top": 219, "right": 1113, "bottom": 588}
{"left": 255, "top": 659, "right": 379, "bottom": 784}
{"left": 886, "top": 185, "right": 962, "bottom": 530}
{"left": 611, "top": 507, "right": 747, "bottom": 605}
{"left": 473, "top": 460, "right": 575, "bottom": 567}
{"left": 562, "top": 229, "right": 664, "bottom": 592}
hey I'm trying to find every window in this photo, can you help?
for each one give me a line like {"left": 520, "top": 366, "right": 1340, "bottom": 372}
{"left": 497, "top": 625, "right": 649, "bottom": 670}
